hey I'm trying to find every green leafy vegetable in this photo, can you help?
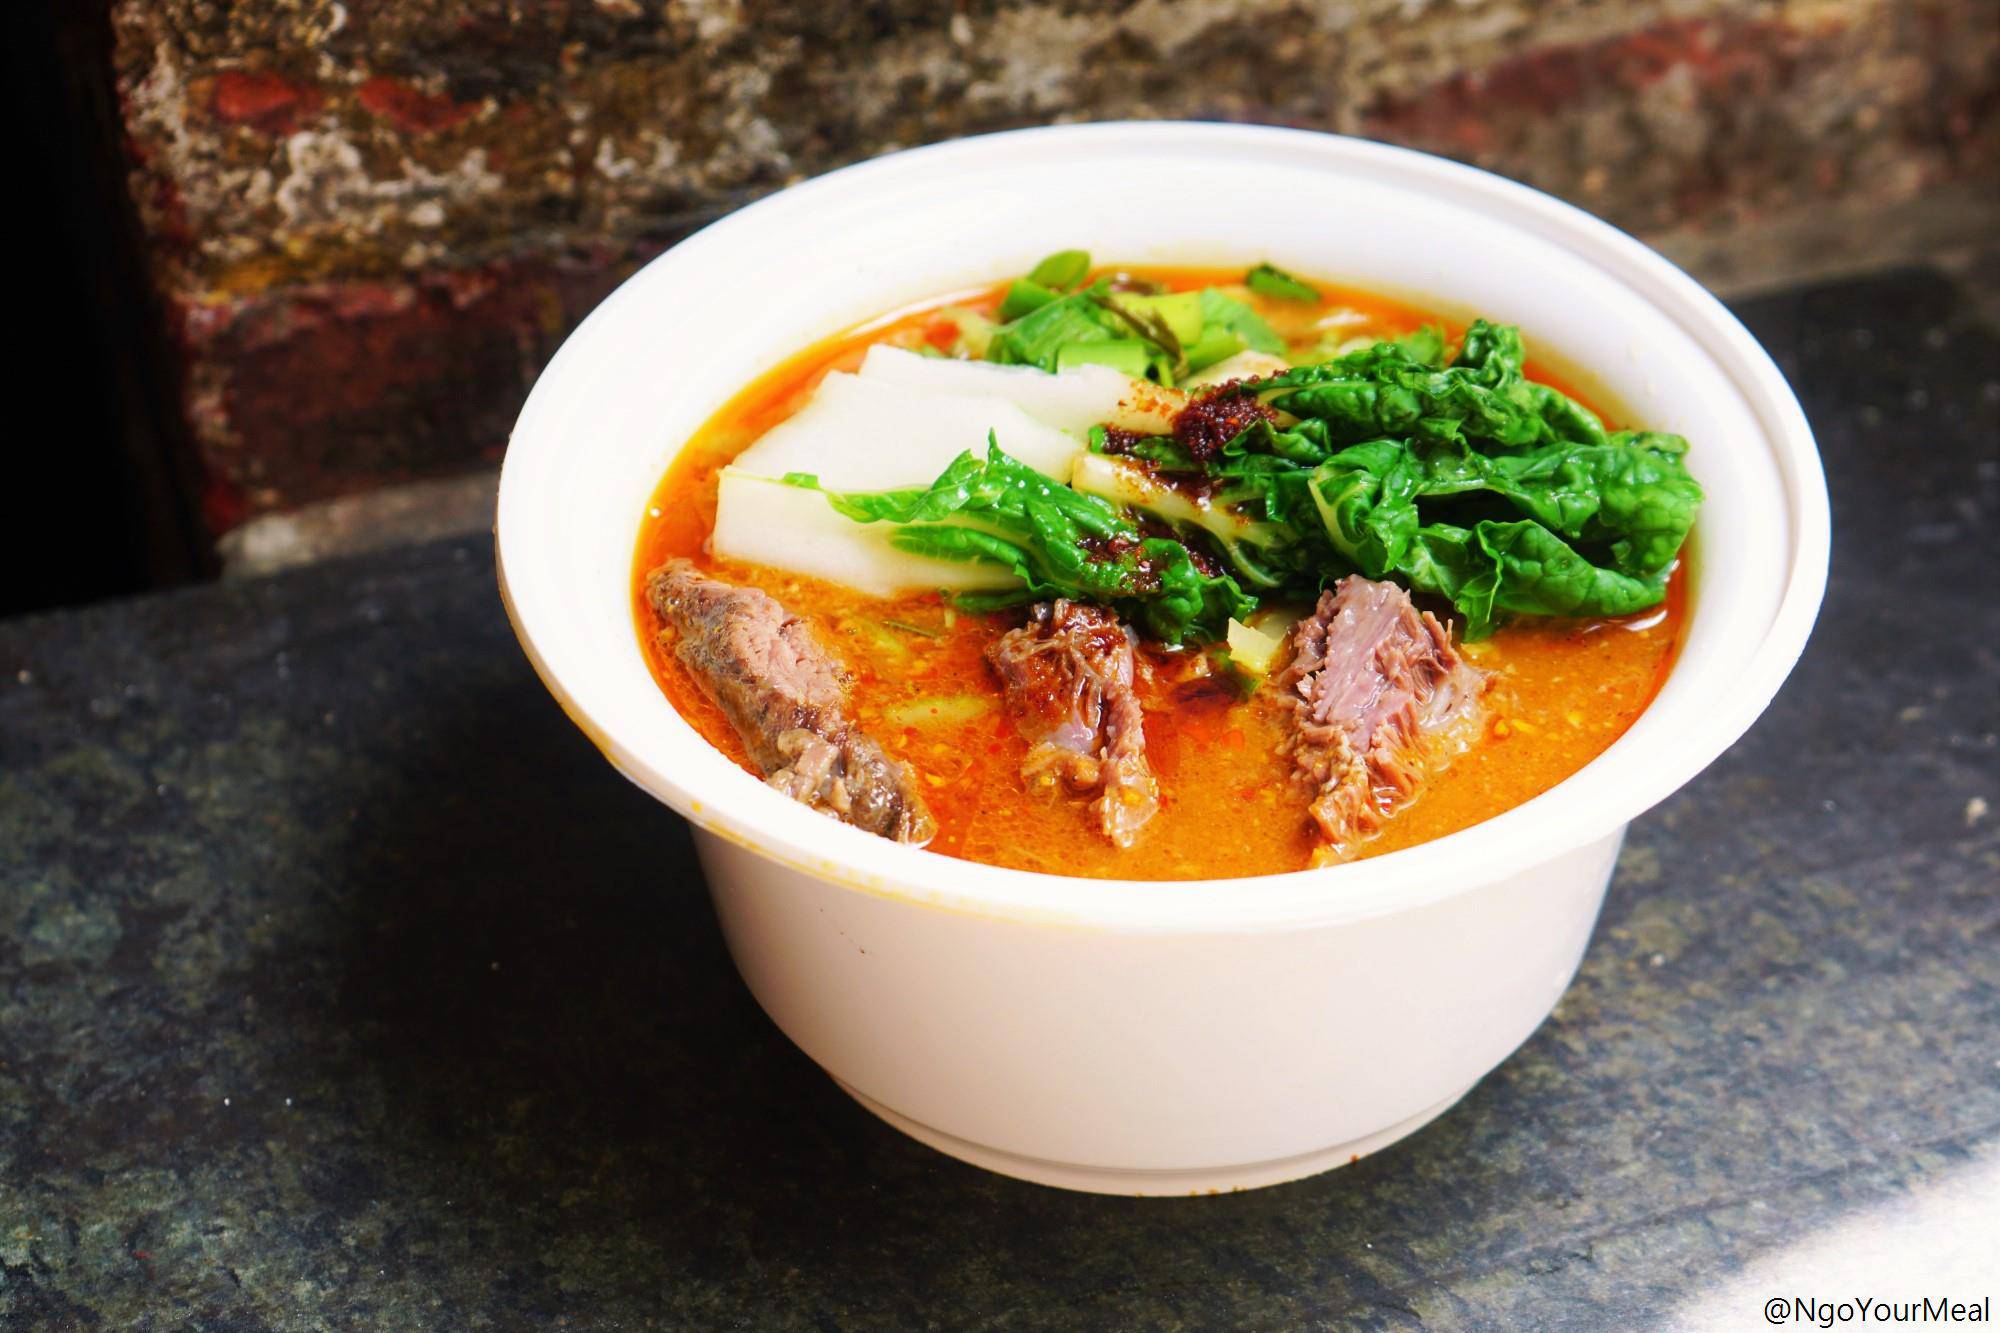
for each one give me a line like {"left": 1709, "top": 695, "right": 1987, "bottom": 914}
{"left": 1056, "top": 339, "right": 1153, "bottom": 376}
{"left": 1071, "top": 450, "right": 1319, "bottom": 592}
{"left": 1123, "top": 291, "right": 1204, "bottom": 347}
{"left": 998, "top": 279, "right": 1058, "bottom": 321}
{"left": 785, "top": 439, "right": 1253, "bottom": 645}
{"left": 1095, "top": 318, "right": 1696, "bottom": 638}
{"left": 1197, "top": 289, "right": 1287, "bottom": 356}
{"left": 1191, "top": 321, "right": 1697, "bottom": 636}
{"left": 980, "top": 249, "right": 1097, "bottom": 337}
{"left": 1245, "top": 263, "right": 1320, "bottom": 302}
{"left": 1295, "top": 431, "right": 1697, "bottom": 636}
{"left": 869, "top": 248, "right": 1703, "bottom": 642}
{"left": 1260, "top": 320, "right": 1605, "bottom": 451}
{"left": 987, "top": 280, "right": 1190, "bottom": 382}
{"left": 1091, "top": 291, "right": 1186, "bottom": 380}
{"left": 982, "top": 257, "right": 1285, "bottom": 386}
{"left": 986, "top": 285, "right": 1126, "bottom": 371}
{"left": 1184, "top": 329, "right": 1248, "bottom": 373}
{"left": 1026, "top": 249, "right": 1092, "bottom": 291}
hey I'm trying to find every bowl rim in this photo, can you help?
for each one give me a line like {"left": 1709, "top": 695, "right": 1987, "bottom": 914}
{"left": 497, "top": 121, "right": 1829, "bottom": 932}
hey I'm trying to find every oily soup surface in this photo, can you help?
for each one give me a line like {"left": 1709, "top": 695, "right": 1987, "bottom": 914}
{"left": 633, "top": 270, "right": 1683, "bottom": 880}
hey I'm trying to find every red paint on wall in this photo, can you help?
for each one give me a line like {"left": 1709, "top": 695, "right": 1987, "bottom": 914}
{"left": 209, "top": 70, "right": 324, "bottom": 135}
{"left": 171, "top": 248, "right": 657, "bottom": 526}
{"left": 356, "top": 77, "right": 480, "bottom": 134}
{"left": 1363, "top": 16, "right": 1808, "bottom": 154}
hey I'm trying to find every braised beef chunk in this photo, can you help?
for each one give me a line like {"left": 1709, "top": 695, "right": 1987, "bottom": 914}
{"left": 985, "top": 600, "right": 1158, "bottom": 849}
{"left": 1276, "top": 576, "right": 1486, "bottom": 862}
{"left": 646, "top": 560, "right": 936, "bottom": 845}
{"left": 646, "top": 560, "right": 845, "bottom": 773}
{"left": 762, "top": 728, "right": 935, "bottom": 845}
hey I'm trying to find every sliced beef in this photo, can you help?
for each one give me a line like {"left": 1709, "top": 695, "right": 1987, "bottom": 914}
{"left": 1275, "top": 576, "right": 1486, "bottom": 862}
{"left": 646, "top": 560, "right": 936, "bottom": 845}
{"left": 985, "top": 600, "right": 1158, "bottom": 849}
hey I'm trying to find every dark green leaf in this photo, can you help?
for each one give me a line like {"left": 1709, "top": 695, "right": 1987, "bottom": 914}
{"left": 1261, "top": 319, "right": 1606, "bottom": 451}
{"left": 1245, "top": 263, "right": 1320, "bottom": 302}
{"left": 950, "top": 314, "right": 1699, "bottom": 641}
{"left": 788, "top": 437, "right": 1253, "bottom": 644}
{"left": 1475, "top": 521, "right": 1669, "bottom": 621}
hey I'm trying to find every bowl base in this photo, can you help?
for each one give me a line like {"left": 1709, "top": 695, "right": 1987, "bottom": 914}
{"left": 832, "top": 1079, "right": 1475, "bottom": 1196}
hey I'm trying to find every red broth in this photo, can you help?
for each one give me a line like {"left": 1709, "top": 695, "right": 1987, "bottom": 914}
{"left": 633, "top": 270, "right": 1684, "bottom": 880}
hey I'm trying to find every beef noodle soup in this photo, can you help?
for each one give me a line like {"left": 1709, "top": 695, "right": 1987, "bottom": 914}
{"left": 633, "top": 258, "right": 1694, "bottom": 880}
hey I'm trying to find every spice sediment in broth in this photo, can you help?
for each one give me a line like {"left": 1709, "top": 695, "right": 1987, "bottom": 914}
{"left": 634, "top": 268, "right": 1686, "bottom": 880}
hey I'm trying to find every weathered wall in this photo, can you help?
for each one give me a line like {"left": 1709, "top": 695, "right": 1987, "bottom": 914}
{"left": 111, "top": 0, "right": 1999, "bottom": 536}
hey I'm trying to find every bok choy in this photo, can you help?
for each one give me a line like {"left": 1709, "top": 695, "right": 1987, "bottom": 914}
{"left": 983, "top": 252, "right": 1285, "bottom": 388}
{"left": 783, "top": 440, "right": 1254, "bottom": 646}
{"left": 790, "top": 249, "right": 1701, "bottom": 643}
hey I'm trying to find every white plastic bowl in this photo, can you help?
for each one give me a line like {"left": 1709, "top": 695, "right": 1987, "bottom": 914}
{"left": 497, "top": 124, "right": 1828, "bottom": 1195}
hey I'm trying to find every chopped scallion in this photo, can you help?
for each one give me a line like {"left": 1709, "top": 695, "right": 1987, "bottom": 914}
{"left": 1246, "top": 263, "right": 1320, "bottom": 302}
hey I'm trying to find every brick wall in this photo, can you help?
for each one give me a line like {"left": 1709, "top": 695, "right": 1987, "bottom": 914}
{"left": 110, "top": 0, "right": 1999, "bottom": 540}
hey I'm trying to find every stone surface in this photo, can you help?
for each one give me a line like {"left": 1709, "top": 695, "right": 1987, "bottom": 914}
{"left": 3, "top": 271, "right": 1997, "bottom": 1326}
{"left": 216, "top": 468, "right": 501, "bottom": 579}
{"left": 108, "top": 0, "right": 2000, "bottom": 533}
